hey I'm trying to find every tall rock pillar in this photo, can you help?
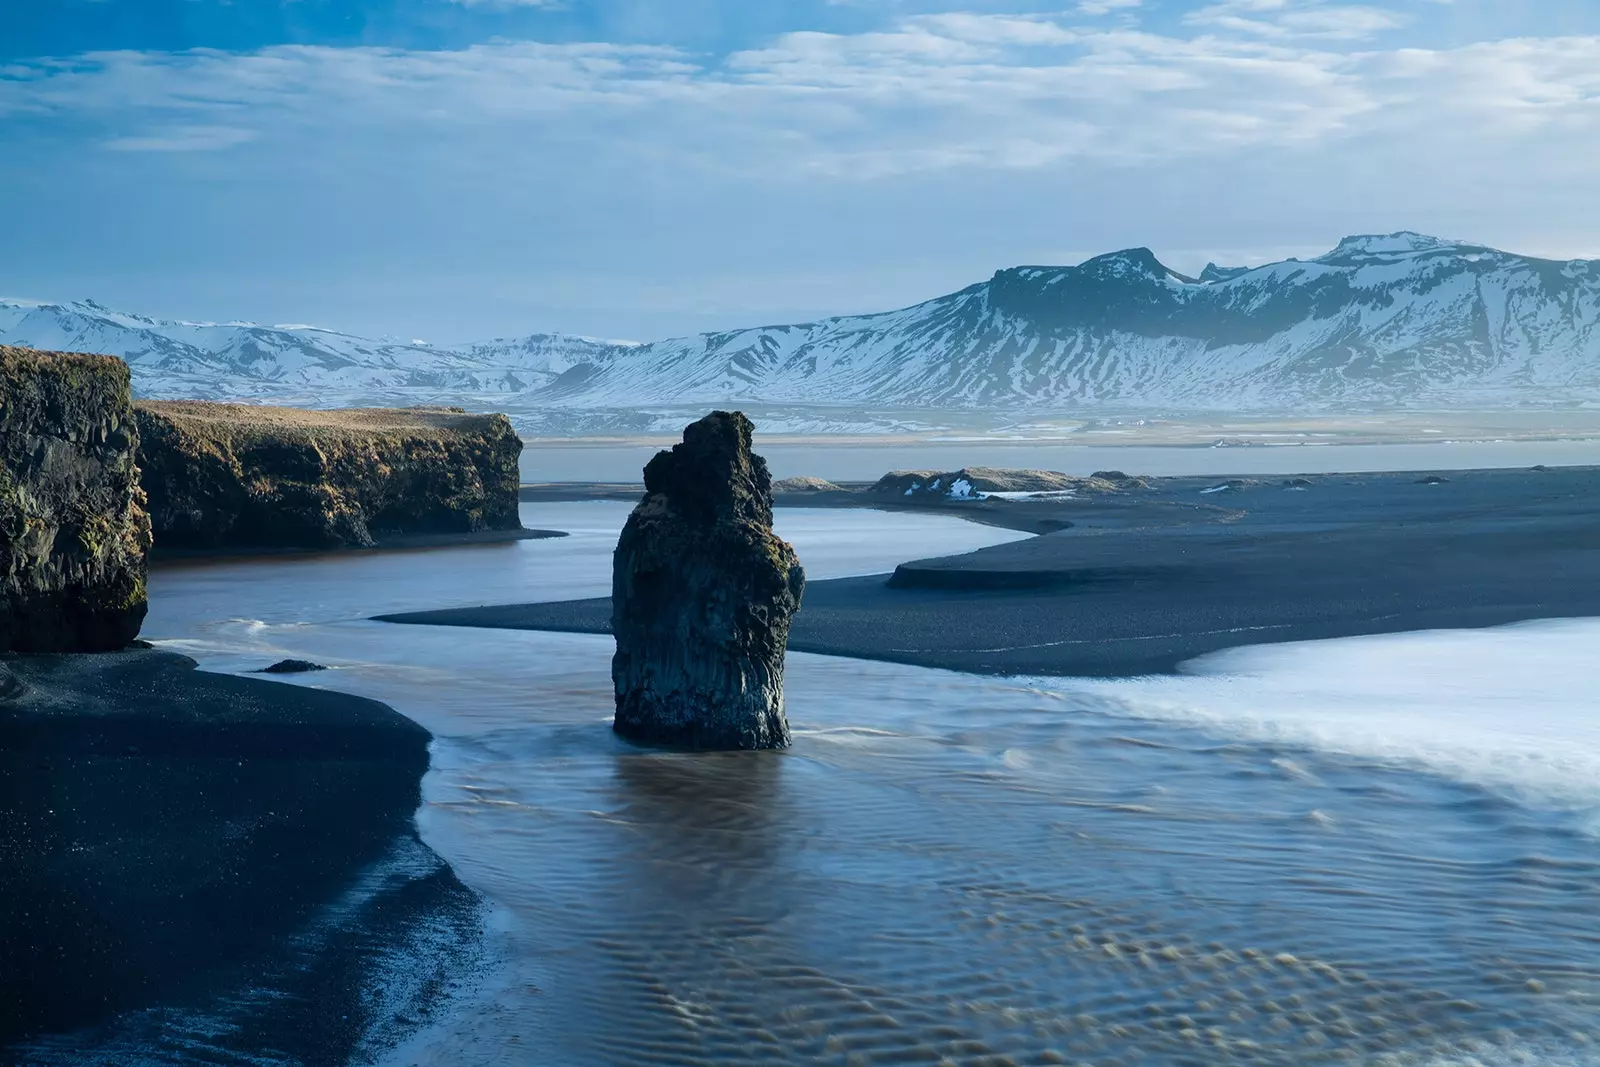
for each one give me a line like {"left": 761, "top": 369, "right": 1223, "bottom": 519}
{"left": 611, "top": 411, "right": 805, "bottom": 749}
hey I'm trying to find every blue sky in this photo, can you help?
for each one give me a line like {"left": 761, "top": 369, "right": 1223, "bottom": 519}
{"left": 3, "top": 0, "right": 1599, "bottom": 342}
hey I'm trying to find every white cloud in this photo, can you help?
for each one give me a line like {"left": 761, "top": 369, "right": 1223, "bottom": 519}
{"left": 1, "top": 12, "right": 1597, "bottom": 182}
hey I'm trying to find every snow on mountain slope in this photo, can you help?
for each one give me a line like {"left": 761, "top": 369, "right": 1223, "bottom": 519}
{"left": 6, "top": 233, "right": 1599, "bottom": 433}
{"left": 0, "top": 298, "right": 622, "bottom": 406}
{"left": 552, "top": 234, "right": 1600, "bottom": 412}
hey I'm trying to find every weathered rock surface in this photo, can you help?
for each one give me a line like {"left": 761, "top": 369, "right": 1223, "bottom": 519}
{"left": 0, "top": 346, "right": 151, "bottom": 652}
{"left": 872, "top": 466, "right": 1124, "bottom": 501}
{"left": 134, "top": 400, "right": 522, "bottom": 550}
{"left": 612, "top": 411, "right": 805, "bottom": 750}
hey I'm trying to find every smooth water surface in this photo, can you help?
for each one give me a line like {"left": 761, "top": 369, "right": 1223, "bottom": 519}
{"left": 132, "top": 503, "right": 1600, "bottom": 1066}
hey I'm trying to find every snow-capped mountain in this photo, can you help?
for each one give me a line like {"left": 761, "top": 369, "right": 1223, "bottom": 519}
{"left": 0, "top": 298, "right": 621, "bottom": 408}
{"left": 554, "top": 233, "right": 1600, "bottom": 411}
{"left": 6, "top": 233, "right": 1599, "bottom": 433}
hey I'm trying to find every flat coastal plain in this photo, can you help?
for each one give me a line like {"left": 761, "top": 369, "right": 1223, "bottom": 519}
{"left": 387, "top": 465, "right": 1600, "bottom": 677}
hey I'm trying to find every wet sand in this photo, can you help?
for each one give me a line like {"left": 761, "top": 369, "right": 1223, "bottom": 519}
{"left": 0, "top": 650, "right": 480, "bottom": 1056}
{"left": 398, "top": 465, "right": 1600, "bottom": 676}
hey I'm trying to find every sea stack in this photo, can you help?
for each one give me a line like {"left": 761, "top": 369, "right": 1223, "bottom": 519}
{"left": 611, "top": 411, "right": 805, "bottom": 749}
{"left": 0, "top": 346, "right": 151, "bottom": 652}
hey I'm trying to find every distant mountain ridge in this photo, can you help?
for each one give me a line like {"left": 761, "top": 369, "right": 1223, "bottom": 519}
{"left": 5, "top": 232, "right": 1599, "bottom": 433}
{"left": 0, "top": 297, "right": 622, "bottom": 407}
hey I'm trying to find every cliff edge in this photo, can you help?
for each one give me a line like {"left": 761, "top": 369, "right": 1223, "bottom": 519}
{"left": 0, "top": 346, "right": 151, "bottom": 652}
{"left": 134, "top": 401, "right": 522, "bottom": 550}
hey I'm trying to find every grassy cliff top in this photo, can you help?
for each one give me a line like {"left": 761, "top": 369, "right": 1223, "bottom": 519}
{"left": 135, "top": 400, "right": 511, "bottom": 441}
{"left": 1, "top": 344, "right": 130, "bottom": 381}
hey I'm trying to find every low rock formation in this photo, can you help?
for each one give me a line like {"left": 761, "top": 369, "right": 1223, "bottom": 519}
{"left": 773, "top": 475, "right": 843, "bottom": 493}
{"left": 1, "top": 346, "right": 151, "bottom": 652}
{"left": 611, "top": 411, "right": 805, "bottom": 750}
{"left": 872, "top": 466, "right": 1128, "bottom": 501}
{"left": 134, "top": 401, "right": 522, "bottom": 550}
{"left": 256, "top": 658, "right": 328, "bottom": 674}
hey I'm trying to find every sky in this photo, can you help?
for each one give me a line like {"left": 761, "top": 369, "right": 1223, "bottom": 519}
{"left": 2, "top": 0, "right": 1599, "bottom": 344}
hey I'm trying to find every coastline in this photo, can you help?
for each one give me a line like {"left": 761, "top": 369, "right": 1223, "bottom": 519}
{"left": 0, "top": 650, "right": 479, "bottom": 1058}
{"left": 394, "top": 464, "right": 1600, "bottom": 677}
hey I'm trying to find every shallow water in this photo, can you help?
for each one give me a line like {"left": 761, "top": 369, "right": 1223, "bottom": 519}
{"left": 133, "top": 503, "right": 1600, "bottom": 1066}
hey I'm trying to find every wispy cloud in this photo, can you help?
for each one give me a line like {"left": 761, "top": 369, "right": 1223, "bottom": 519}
{"left": 103, "top": 123, "right": 256, "bottom": 152}
{"left": 1078, "top": 0, "right": 1143, "bottom": 15}
{"left": 1187, "top": 0, "right": 1407, "bottom": 41}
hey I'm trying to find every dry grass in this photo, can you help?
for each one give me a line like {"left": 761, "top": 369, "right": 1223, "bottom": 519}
{"left": 1, "top": 345, "right": 124, "bottom": 371}
{"left": 135, "top": 400, "right": 505, "bottom": 440}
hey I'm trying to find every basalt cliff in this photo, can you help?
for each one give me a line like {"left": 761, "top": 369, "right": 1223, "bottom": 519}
{"left": 0, "top": 345, "right": 151, "bottom": 652}
{"left": 611, "top": 411, "right": 805, "bottom": 750}
{"left": 134, "top": 401, "right": 522, "bottom": 550}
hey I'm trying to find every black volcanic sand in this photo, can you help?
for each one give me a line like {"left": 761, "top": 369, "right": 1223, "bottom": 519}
{"left": 407, "top": 465, "right": 1600, "bottom": 676}
{"left": 0, "top": 650, "right": 481, "bottom": 1060}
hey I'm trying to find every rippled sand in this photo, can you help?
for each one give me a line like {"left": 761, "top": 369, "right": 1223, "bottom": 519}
{"left": 132, "top": 504, "right": 1600, "bottom": 1066}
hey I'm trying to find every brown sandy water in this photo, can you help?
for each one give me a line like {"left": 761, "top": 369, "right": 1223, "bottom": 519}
{"left": 129, "top": 502, "right": 1600, "bottom": 1066}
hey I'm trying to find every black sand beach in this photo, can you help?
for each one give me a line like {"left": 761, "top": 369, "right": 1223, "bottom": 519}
{"left": 0, "top": 650, "right": 480, "bottom": 1058}
{"left": 392, "top": 465, "right": 1600, "bottom": 676}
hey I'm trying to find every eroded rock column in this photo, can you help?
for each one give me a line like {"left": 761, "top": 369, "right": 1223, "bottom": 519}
{"left": 611, "top": 411, "right": 805, "bottom": 749}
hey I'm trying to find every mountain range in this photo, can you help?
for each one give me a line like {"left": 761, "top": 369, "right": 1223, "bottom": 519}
{"left": 5, "top": 232, "right": 1597, "bottom": 435}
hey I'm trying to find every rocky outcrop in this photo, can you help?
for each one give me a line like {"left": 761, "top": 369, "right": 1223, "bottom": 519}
{"left": 134, "top": 401, "right": 522, "bottom": 550}
{"left": 0, "top": 346, "right": 151, "bottom": 652}
{"left": 611, "top": 411, "right": 805, "bottom": 750}
{"left": 773, "top": 475, "right": 843, "bottom": 493}
{"left": 872, "top": 466, "right": 1124, "bottom": 501}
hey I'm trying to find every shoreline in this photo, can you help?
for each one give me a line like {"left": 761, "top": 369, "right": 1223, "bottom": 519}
{"left": 0, "top": 650, "right": 479, "bottom": 1057}
{"left": 396, "top": 464, "right": 1600, "bottom": 677}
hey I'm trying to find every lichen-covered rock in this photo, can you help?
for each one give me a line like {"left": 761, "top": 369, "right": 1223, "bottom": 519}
{"left": 612, "top": 411, "right": 805, "bottom": 750}
{"left": 0, "top": 346, "right": 151, "bottom": 652}
{"left": 134, "top": 401, "right": 522, "bottom": 549}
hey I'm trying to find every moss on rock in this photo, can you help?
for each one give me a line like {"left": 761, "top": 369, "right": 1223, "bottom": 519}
{"left": 134, "top": 401, "right": 523, "bottom": 550}
{"left": 0, "top": 346, "right": 152, "bottom": 652}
